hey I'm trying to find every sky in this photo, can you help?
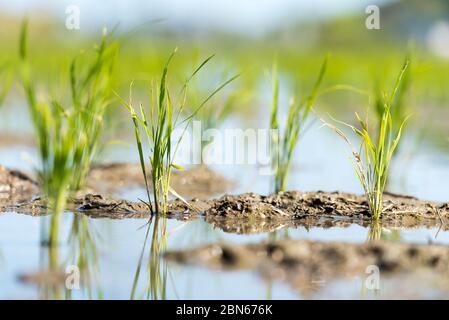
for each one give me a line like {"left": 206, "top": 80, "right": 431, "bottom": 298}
{"left": 0, "top": 0, "right": 392, "bottom": 35}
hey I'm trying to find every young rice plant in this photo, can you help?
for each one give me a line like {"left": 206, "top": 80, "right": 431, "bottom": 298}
{"left": 186, "top": 68, "right": 252, "bottom": 160}
{"left": 19, "top": 20, "right": 118, "bottom": 245}
{"left": 326, "top": 61, "right": 410, "bottom": 220}
{"left": 119, "top": 50, "right": 237, "bottom": 216}
{"left": 374, "top": 55, "right": 412, "bottom": 147}
{"left": 270, "top": 57, "right": 327, "bottom": 193}
{"left": 0, "top": 60, "right": 13, "bottom": 107}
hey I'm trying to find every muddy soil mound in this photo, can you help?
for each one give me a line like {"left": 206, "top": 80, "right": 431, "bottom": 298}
{"left": 0, "top": 166, "right": 38, "bottom": 210}
{"left": 5, "top": 179, "right": 448, "bottom": 232}
{"left": 0, "top": 133, "right": 35, "bottom": 146}
{"left": 73, "top": 191, "right": 448, "bottom": 231}
{"left": 165, "top": 239, "right": 449, "bottom": 295}
{"left": 1, "top": 162, "right": 231, "bottom": 210}
{"left": 77, "top": 194, "right": 196, "bottom": 220}
{"left": 203, "top": 191, "right": 449, "bottom": 233}
{"left": 10, "top": 193, "right": 200, "bottom": 221}
{"left": 88, "top": 163, "right": 233, "bottom": 199}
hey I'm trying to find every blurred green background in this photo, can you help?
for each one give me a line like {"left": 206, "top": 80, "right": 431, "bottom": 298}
{"left": 1, "top": 0, "right": 448, "bottom": 148}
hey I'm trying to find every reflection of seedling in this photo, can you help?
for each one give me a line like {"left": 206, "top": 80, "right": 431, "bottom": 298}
{"left": 19, "top": 20, "right": 117, "bottom": 245}
{"left": 270, "top": 57, "right": 327, "bottom": 193}
{"left": 326, "top": 62, "right": 410, "bottom": 220}
{"left": 131, "top": 215, "right": 168, "bottom": 300}
{"left": 119, "top": 51, "right": 237, "bottom": 216}
{"left": 67, "top": 215, "right": 103, "bottom": 299}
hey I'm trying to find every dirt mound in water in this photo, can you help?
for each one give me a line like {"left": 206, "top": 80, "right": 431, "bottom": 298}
{"left": 77, "top": 194, "right": 196, "bottom": 220}
{"left": 0, "top": 166, "right": 38, "bottom": 210}
{"left": 165, "top": 239, "right": 449, "bottom": 295}
{"left": 10, "top": 193, "right": 200, "bottom": 221}
{"left": 88, "top": 163, "right": 233, "bottom": 199}
{"left": 203, "top": 191, "right": 449, "bottom": 233}
{"left": 73, "top": 190, "right": 449, "bottom": 231}
{"left": 3, "top": 162, "right": 447, "bottom": 231}
{"left": 9, "top": 190, "right": 448, "bottom": 231}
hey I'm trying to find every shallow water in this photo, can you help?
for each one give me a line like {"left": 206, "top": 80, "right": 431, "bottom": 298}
{"left": 2, "top": 211, "right": 449, "bottom": 299}
{"left": 1, "top": 106, "right": 449, "bottom": 299}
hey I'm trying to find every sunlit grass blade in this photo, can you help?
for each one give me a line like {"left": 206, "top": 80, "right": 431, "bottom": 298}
{"left": 271, "top": 57, "right": 327, "bottom": 192}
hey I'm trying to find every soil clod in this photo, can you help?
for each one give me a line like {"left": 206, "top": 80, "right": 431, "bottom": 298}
{"left": 0, "top": 166, "right": 38, "bottom": 210}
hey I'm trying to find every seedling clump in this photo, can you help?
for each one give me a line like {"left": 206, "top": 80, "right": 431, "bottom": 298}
{"left": 326, "top": 61, "right": 410, "bottom": 220}
{"left": 119, "top": 50, "right": 237, "bottom": 215}
{"left": 19, "top": 20, "right": 118, "bottom": 245}
{"left": 270, "top": 57, "right": 327, "bottom": 193}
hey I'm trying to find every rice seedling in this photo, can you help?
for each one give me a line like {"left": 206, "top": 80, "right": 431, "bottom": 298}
{"left": 186, "top": 70, "right": 252, "bottom": 160}
{"left": 0, "top": 61, "right": 13, "bottom": 107}
{"left": 374, "top": 55, "right": 412, "bottom": 145}
{"left": 374, "top": 57, "right": 413, "bottom": 191}
{"left": 118, "top": 50, "right": 237, "bottom": 216}
{"left": 195, "top": 88, "right": 251, "bottom": 160}
{"left": 270, "top": 57, "right": 328, "bottom": 193}
{"left": 19, "top": 20, "right": 118, "bottom": 246}
{"left": 325, "top": 61, "right": 410, "bottom": 220}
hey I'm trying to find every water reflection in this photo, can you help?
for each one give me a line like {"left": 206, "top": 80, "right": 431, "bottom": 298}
{"left": 37, "top": 214, "right": 102, "bottom": 299}
{"left": 33, "top": 211, "right": 227, "bottom": 300}
{"left": 367, "top": 221, "right": 382, "bottom": 241}
{"left": 131, "top": 215, "right": 169, "bottom": 300}
{"left": 66, "top": 215, "right": 103, "bottom": 299}
{"left": 367, "top": 221, "right": 402, "bottom": 242}
{"left": 265, "top": 229, "right": 290, "bottom": 300}
{"left": 36, "top": 244, "right": 63, "bottom": 299}
{"left": 38, "top": 214, "right": 62, "bottom": 300}
{"left": 3, "top": 209, "right": 449, "bottom": 299}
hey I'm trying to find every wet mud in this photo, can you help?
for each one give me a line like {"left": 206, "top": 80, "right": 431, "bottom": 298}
{"left": 0, "top": 166, "right": 38, "bottom": 210}
{"left": 0, "top": 133, "right": 35, "bottom": 147}
{"left": 202, "top": 191, "right": 449, "bottom": 233}
{"left": 6, "top": 191, "right": 449, "bottom": 232}
{"left": 2, "top": 165, "right": 448, "bottom": 232}
{"left": 165, "top": 239, "right": 449, "bottom": 295}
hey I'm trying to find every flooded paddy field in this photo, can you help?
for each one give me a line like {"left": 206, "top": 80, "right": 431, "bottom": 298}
{"left": 1, "top": 121, "right": 448, "bottom": 299}
{"left": 1, "top": 0, "right": 449, "bottom": 302}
